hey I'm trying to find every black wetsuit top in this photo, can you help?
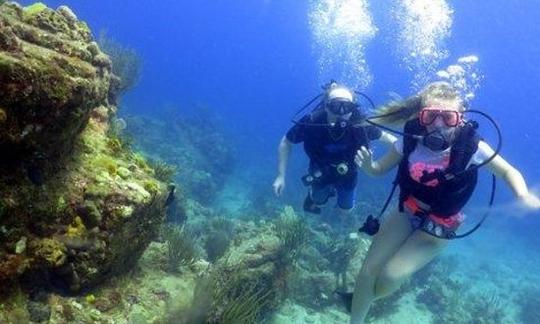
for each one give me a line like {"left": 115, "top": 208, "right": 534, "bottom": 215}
{"left": 286, "top": 110, "right": 382, "bottom": 185}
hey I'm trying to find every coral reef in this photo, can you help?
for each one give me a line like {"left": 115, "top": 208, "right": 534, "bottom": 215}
{"left": 414, "top": 256, "right": 510, "bottom": 323}
{"left": 0, "top": 240, "right": 205, "bottom": 323}
{"left": 164, "top": 219, "right": 285, "bottom": 323}
{"left": 0, "top": 2, "right": 168, "bottom": 299}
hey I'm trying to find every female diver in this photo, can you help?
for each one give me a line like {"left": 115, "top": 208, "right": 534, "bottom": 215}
{"left": 349, "top": 81, "right": 540, "bottom": 323}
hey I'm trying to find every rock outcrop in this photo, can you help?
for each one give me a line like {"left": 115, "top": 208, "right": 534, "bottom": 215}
{"left": 0, "top": 2, "right": 167, "bottom": 296}
{"left": 0, "top": 2, "right": 117, "bottom": 163}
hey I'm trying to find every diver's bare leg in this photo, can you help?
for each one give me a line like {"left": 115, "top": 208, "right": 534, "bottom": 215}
{"left": 350, "top": 209, "right": 412, "bottom": 324}
{"left": 374, "top": 230, "right": 447, "bottom": 299}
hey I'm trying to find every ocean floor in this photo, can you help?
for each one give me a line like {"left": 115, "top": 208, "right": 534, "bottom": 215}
{"left": 2, "top": 225, "right": 535, "bottom": 323}
{"left": 3, "top": 185, "right": 538, "bottom": 323}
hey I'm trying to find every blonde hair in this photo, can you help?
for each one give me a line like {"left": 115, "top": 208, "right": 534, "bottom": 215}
{"left": 374, "top": 82, "right": 463, "bottom": 125}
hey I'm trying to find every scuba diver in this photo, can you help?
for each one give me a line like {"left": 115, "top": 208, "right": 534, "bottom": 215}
{"left": 344, "top": 81, "right": 540, "bottom": 324}
{"left": 272, "top": 81, "right": 396, "bottom": 219}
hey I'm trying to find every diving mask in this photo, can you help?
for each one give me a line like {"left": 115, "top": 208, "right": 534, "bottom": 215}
{"left": 419, "top": 107, "right": 462, "bottom": 127}
{"left": 327, "top": 100, "right": 357, "bottom": 116}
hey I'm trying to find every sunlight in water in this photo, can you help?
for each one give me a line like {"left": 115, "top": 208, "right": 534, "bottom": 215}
{"left": 309, "top": 0, "right": 378, "bottom": 89}
{"left": 393, "top": 0, "right": 453, "bottom": 90}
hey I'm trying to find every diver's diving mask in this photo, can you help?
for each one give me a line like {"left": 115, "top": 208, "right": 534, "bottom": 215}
{"left": 327, "top": 100, "right": 357, "bottom": 116}
{"left": 419, "top": 107, "right": 462, "bottom": 127}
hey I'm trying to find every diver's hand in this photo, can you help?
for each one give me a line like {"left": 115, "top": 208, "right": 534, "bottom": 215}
{"left": 520, "top": 192, "right": 540, "bottom": 209}
{"left": 355, "top": 146, "right": 376, "bottom": 174}
{"left": 273, "top": 175, "right": 285, "bottom": 197}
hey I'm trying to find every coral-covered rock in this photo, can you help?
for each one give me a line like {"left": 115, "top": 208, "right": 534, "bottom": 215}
{"left": 30, "top": 238, "right": 67, "bottom": 268}
{"left": 0, "top": 3, "right": 168, "bottom": 294}
{"left": 288, "top": 269, "right": 336, "bottom": 308}
{"left": 0, "top": 2, "right": 112, "bottom": 164}
{"left": 197, "top": 221, "right": 283, "bottom": 322}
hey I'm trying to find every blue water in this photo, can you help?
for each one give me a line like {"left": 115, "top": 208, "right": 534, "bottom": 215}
{"left": 24, "top": 0, "right": 540, "bottom": 172}
{"left": 18, "top": 0, "right": 540, "bottom": 321}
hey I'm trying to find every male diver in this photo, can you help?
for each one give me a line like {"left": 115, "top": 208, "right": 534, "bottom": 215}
{"left": 272, "top": 82, "right": 396, "bottom": 218}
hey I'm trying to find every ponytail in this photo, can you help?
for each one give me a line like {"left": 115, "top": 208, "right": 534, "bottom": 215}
{"left": 373, "top": 81, "right": 462, "bottom": 125}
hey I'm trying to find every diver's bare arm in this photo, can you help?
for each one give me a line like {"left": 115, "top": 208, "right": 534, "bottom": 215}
{"left": 482, "top": 141, "right": 531, "bottom": 198}
{"left": 277, "top": 136, "right": 293, "bottom": 177}
{"left": 379, "top": 131, "right": 398, "bottom": 146}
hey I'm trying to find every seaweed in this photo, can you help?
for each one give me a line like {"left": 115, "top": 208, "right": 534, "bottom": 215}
{"left": 97, "top": 31, "right": 141, "bottom": 93}
{"left": 204, "top": 217, "right": 235, "bottom": 262}
{"left": 274, "top": 206, "right": 309, "bottom": 265}
{"left": 166, "top": 267, "right": 273, "bottom": 324}
{"left": 150, "top": 160, "right": 177, "bottom": 183}
{"left": 209, "top": 217, "right": 235, "bottom": 234}
{"left": 416, "top": 275, "right": 464, "bottom": 318}
{"left": 218, "top": 280, "right": 272, "bottom": 324}
{"left": 197, "top": 270, "right": 272, "bottom": 324}
{"left": 161, "top": 225, "right": 198, "bottom": 273}
{"left": 204, "top": 231, "right": 230, "bottom": 262}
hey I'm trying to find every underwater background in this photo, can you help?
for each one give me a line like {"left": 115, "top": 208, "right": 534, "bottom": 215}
{"left": 1, "top": 0, "right": 540, "bottom": 323}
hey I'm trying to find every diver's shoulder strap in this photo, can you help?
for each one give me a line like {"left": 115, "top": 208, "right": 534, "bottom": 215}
{"left": 448, "top": 121, "right": 480, "bottom": 174}
{"left": 402, "top": 119, "right": 424, "bottom": 158}
{"left": 397, "top": 119, "right": 425, "bottom": 211}
{"left": 309, "top": 107, "right": 326, "bottom": 120}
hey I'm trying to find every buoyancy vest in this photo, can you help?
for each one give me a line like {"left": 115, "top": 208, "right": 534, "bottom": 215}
{"left": 397, "top": 119, "right": 480, "bottom": 217}
{"left": 302, "top": 109, "right": 370, "bottom": 168}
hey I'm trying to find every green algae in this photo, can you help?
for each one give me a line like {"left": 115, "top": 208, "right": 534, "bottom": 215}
{"left": 93, "top": 155, "right": 118, "bottom": 176}
{"left": 23, "top": 2, "right": 47, "bottom": 16}
{"left": 143, "top": 180, "right": 159, "bottom": 195}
